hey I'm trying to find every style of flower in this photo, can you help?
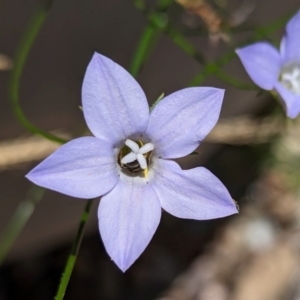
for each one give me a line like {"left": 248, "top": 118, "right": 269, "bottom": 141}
{"left": 26, "top": 53, "right": 238, "bottom": 271}
{"left": 236, "top": 10, "right": 300, "bottom": 118}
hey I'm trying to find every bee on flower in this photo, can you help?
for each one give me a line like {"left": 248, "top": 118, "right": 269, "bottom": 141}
{"left": 26, "top": 53, "right": 237, "bottom": 271}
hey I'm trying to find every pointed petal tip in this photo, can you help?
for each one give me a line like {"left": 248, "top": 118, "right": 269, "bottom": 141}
{"left": 146, "top": 87, "right": 225, "bottom": 158}
{"left": 235, "top": 48, "right": 242, "bottom": 56}
{"left": 90, "top": 52, "right": 117, "bottom": 68}
{"left": 24, "top": 137, "right": 118, "bottom": 199}
{"left": 91, "top": 51, "right": 107, "bottom": 61}
{"left": 204, "top": 195, "right": 239, "bottom": 220}
{"left": 114, "top": 258, "right": 131, "bottom": 273}
{"left": 25, "top": 172, "right": 31, "bottom": 180}
{"left": 227, "top": 203, "right": 239, "bottom": 216}
{"left": 99, "top": 181, "right": 161, "bottom": 274}
{"left": 82, "top": 52, "right": 149, "bottom": 143}
{"left": 217, "top": 88, "right": 225, "bottom": 97}
{"left": 220, "top": 194, "right": 239, "bottom": 217}
{"left": 25, "top": 168, "right": 39, "bottom": 184}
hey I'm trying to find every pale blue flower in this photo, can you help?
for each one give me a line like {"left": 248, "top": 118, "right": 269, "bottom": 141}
{"left": 26, "top": 53, "right": 237, "bottom": 271}
{"left": 236, "top": 10, "right": 300, "bottom": 118}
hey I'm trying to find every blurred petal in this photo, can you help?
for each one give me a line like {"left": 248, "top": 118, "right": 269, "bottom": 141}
{"left": 26, "top": 137, "right": 118, "bottom": 199}
{"left": 275, "top": 82, "right": 300, "bottom": 118}
{"left": 236, "top": 42, "right": 281, "bottom": 90}
{"left": 281, "top": 10, "right": 300, "bottom": 63}
{"left": 152, "top": 160, "right": 237, "bottom": 219}
{"left": 99, "top": 181, "right": 161, "bottom": 272}
{"left": 146, "top": 88, "right": 224, "bottom": 159}
{"left": 280, "top": 36, "right": 287, "bottom": 59}
{"left": 82, "top": 53, "right": 149, "bottom": 144}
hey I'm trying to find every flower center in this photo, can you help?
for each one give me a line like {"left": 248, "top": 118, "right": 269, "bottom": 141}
{"left": 279, "top": 65, "right": 300, "bottom": 95}
{"left": 118, "top": 139, "right": 154, "bottom": 175}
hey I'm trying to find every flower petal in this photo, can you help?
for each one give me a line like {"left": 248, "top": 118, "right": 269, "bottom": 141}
{"left": 82, "top": 53, "right": 149, "bottom": 144}
{"left": 281, "top": 10, "right": 300, "bottom": 63}
{"left": 98, "top": 181, "right": 161, "bottom": 272}
{"left": 146, "top": 87, "right": 224, "bottom": 159}
{"left": 151, "top": 159, "right": 238, "bottom": 219}
{"left": 275, "top": 82, "right": 300, "bottom": 118}
{"left": 236, "top": 42, "right": 281, "bottom": 90}
{"left": 26, "top": 137, "right": 118, "bottom": 199}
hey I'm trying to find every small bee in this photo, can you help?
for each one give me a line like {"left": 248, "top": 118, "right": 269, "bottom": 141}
{"left": 118, "top": 140, "right": 153, "bottom": 175}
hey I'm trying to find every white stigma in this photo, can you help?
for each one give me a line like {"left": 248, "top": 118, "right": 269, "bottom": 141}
{"left": 280, "top": 65, "right": 300, "bottom": 95}
{"left": 121, "top": 139, "right": 154, "bottom": 170}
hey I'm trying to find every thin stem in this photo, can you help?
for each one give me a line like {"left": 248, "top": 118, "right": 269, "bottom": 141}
{"left": 0, "top": 185, "right": 45, "bottom": 265}
{"left": 129, "top": 25, "right": 159, "bottom": 77}
{"left": 164, "top": 25, "right": 206, "bottom": 64}
{"left": 8, "top": 2, "right": 67, "bottom": 144}
{"left": 189, "top": 11, "right": 293, "bottom": 86}
{"left": 215, "top": 69, "right": 257, "bottom": 90}
{"left": 254, "top": 11, "right": 293, "bottom": 40}
{"left": 54, "top": 200, "right": 93, "bottom": 300}
{"left": 189, "top": 52, "right": 236, "bottom": 86}
{"left": 132, "top": 0, "right": 254, "bottom": 89}
{"left": 134, "top": 1, "right": 293, "bottom": 89}
{"left": 133, "top": 1, "right": 206, "bottom": 64}
{"left": 130, "top": 0, "right": 174, "bottom": 77}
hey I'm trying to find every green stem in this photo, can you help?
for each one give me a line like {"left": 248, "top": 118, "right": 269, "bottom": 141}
{"left": 0, "top": 185, "right": 45, "bottom": 265}
{"left": 164, "top": 25, "right": 206, "bottom": 64}
{"left": 133, "top": 1, "right": 206, "bottom": 64}
{"left": 189, "top": 52, "right": 236, "bottom": 86}
{"left": 190, "top": 11, "right": 293, "bottom": 86}
{"left": 54, "top": 200, "right": 93, "bottom": 300}
{"left": 132, "top": 0, "right": 254, "bottom": 89}
{"left": 254, "top": 11, "right": 293, "bottom": 40}
{"left": 134, "top": 1, "right": 293, "bottom": 89}
{"left": 215, "top": 69, "right": 257, "bottom": 90}
{"left": 130, "top": 0, "right": 174, "bottom": 77}
{"left": 8, "top": 1, "right": 67, "bottom": 144}
{"left": 129, "top": 25, "right": 159, "bottom": 77}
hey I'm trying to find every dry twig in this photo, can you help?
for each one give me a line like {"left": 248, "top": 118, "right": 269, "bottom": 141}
{"left": 0, "top": 117, "right": 283, "bottom": 170}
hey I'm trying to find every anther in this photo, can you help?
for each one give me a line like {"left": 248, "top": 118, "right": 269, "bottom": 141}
{"left": 137, "top": 153, "right": 147, "bottom": 169}
{"left": 121, "top": 152, "right": 136, "bottom": 164}
{"left": 120, "top": 139, "right": 154, "bottom": 170}
{"left": 139, "top": 143, "right": 154, "bottom": 154}
{"left": 125, "top": 139, "right": 139, "bottom": 153}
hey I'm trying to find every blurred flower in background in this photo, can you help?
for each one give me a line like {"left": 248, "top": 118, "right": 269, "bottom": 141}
{"left": 236, "top": 10, "right": 300, "bottom": 118}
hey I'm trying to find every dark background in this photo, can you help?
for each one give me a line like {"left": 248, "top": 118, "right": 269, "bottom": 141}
{"left": 0, "top": 0, "right": 299, "bottom": 299}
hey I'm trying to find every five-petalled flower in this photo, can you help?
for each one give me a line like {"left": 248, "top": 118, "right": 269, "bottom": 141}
{"left": 26, "top": 53, "right": 238, "bottom": 271}
{"left": 236, "top": 10, "right": 300, "bottom": 118}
